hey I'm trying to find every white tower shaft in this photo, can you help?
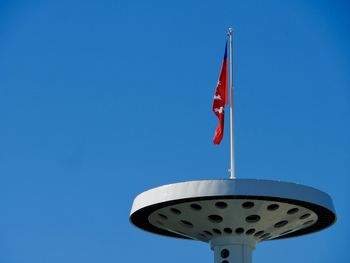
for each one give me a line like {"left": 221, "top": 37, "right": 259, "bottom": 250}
{"left": 211, "top": 236, "right": 255, "bottom": 263}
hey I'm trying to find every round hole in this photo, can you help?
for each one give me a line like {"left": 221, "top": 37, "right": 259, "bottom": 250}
{"left": 158, "top": 213, "right": 168, "bottom": 220}
{"left": 303, "top": 220, "right": 314, "bottom": 226}
{"left": 221, "top": 249, "right": 230, "bottom": 258}
{"left": 224, "top": 228, "right": 232, "bottom": 234}
{"left": 215, "top": 201, "right": 228, "bottom": 209}
{"left": 180, "top": 220, "right": 193, "bottom": 228}
{"left": 267, "top": 204, "right": 279, "bottom": 211}
{"left": 242, "top": 201, "right": 254, "bottom": 209}
{"left": 246, "top": 228, "right": 255, "bottom": 235}
{"left": 287, "top": 208, "right": 299, "bottom": 215}
{"left": 204, "top": 230, "right": 213, "bottom": 236}
{"left": 235, "top": 227, "right": 244, "bottom": 234}
{"left": 190, "top": 203, "right": 202, "bottom": 211}
{"left": 254, "top": 231, "right": 264, "bottom": 237}
{"left": 222, "top": 261, "right": 229, "bottom": 263}
{"left": 170, "top": 208, "right": 181, "bottom": 215}
{"left": 274, "top": 220, "right": 288, "bottom": 228}
{"left": 213, "top": 228, "right": 222, "bottom": 234}
{"left": 208, "top": 214, "right": 223, "bottom": 223}
{"left": 299, "top": 213, "right": 311, "bottom": 219}
{"left": 246, "top": 214, "right": 261, "bottom": 223}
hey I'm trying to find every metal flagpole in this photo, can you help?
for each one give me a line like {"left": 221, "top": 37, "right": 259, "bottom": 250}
{"left": 228, "top": 27, "right": 236, "bottom": 179}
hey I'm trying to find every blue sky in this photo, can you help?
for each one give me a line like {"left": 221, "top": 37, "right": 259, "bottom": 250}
{"left": 0, "top": 0, "right": 349, "bottom": 262}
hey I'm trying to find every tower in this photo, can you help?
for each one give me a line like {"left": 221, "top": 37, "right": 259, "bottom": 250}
{"left": 129, "top": 28, "right": 336, "bottom": 263}
{"left": 130, "top": 179, "right": 336, "bottom": 263}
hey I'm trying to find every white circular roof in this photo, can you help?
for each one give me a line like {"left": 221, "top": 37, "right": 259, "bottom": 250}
{"left": 130, "top": 179, "right": 336, "bottom": 243}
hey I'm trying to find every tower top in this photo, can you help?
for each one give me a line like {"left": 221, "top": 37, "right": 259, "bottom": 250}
{"left": 130, "top": 179, "right": 335, "bottom": 243}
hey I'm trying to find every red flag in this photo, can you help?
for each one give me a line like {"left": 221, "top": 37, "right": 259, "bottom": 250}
{"left": 212, "top": 43, "right": 228, "bottom": 144}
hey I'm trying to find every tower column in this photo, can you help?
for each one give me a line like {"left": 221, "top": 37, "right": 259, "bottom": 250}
{"left": 210, "top": 236, "right": 256, "bottom": 263}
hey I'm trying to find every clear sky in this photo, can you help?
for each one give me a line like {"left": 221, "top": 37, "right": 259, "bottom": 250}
{"left": 0, "top": 0, "right": 349, "bottom": 262}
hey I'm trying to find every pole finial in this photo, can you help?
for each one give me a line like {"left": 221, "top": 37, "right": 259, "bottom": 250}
{"left": 228, "top": 27, "right": 234, "bottom": 35}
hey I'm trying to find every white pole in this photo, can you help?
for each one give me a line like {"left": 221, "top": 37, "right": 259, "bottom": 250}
{"left": 228, "top": 28, "right": 236, "bottom": 179}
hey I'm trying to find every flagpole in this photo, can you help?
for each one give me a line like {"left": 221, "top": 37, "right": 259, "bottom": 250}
{"left": 228, "top": 28, "right": 236, "bottom": 179}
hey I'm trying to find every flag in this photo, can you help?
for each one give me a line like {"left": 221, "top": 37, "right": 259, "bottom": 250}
{"left": 212, "top": 43, "right": 228, "bottom": 144}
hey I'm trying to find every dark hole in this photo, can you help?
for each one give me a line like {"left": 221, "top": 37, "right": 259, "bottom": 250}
{"left": 204, "top": 230, "right": 213, "bottom": 236}
{"left": 213, "top": 228, "right": 222, "bottom": 234}
{"left": 180, "top": 220, "right": 193, "bottom": 228}
{"left": 235, "top": 227, "right": 244, "bottom": 234}
{"left": 254, "top": 231, "right": 264, "bottom": 237}
{"left": 267, "top": 204, "right": 279, "bottom": 211}
{"left": 303, "top": 220, "right": 314, "bottom": 226}
{"left": 221, "top": 249, "right": 230, "bottom": 258}
{"left": 246, "top": 228, "right": 255, "bottom": 235}
{"left": 208, "top": 214, "right": 223, "bottom": 223}
{"left": 224, "top": 228, "right": 233, "bottom": 234}
{"left": 158, "top": 213, "right": 168, "bottom": 220}
{"left": 222, "top": 261, "right": 229, "bottom": 263}
{"left": 215, "top": 201, "right": 228, "bottom": 209}
{"left": 190, "top": 203, "right": 202, "bottom": 211}
{"left": 199, "top": 233, "right": 206, "bottom": 238}
{"left": 274, "top": 220, "right": 288, "bottom": 228}
{"left": 246, "top": 214, "right": 261, "bottom": 223}
{"left": 170, "top": 208, "right": 181, "bottom": 215}
{"left": 242, "top": 201, "right": 254, "bottom": 209}
{"left": 299, "top": 213, "right": 311, "bottom": 219}
{"left": 287, "top": 208, "right": 299, "bottom": 215}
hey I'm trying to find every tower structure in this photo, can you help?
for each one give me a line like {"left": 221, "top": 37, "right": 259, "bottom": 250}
{"left": 130, "top": 179, "right": 335, "bottom": 263}
{"left": 129, "top": 28, "right": 336, "bottom": 262}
